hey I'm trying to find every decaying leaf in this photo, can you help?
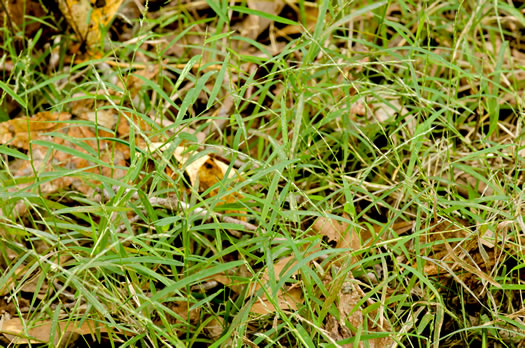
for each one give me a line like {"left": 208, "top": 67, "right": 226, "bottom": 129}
{"left": 311, "top": 214, "right": 375, "bottom": 267}
{"left": 250, "top": 286, "right": 303, "bottom": 315}
{"left": 374, "top": 99, "right": 403, "bottom": 123}
{"left": 0, "top": 318, "right": 107, "bottom": 345}
{"left": 1, "top": 111, "right": 130, "bottom": 196}
{"left": 240, "top": 0, "right": 285, "bottom": 41}
{"left": 249, "top": 254, "right": 309, "bottom": 315}
{"left": 276, "top": 5, "right": 318, "bottom": 37}
{"left": 373, "top": 99, "right": 413, "bottom": 133}
{"left": 199, "top": 255, "right": 307, "bottom": 316}
{"left": 0, "top": 112, "right": 71, "bottom": 149}
{"left": 155, "top": 300, "right": 201, "bottom": 336}
{"left": 2, "top": 0, "right": 47, "bottom": 38}
{"left": 205, "top": 317, "right": 224, "bottom": 339}
{"left": 171, "top": 147, "right": 244, "bottom": 214}
{"left": 418, "top": 220, "right": 470, "bottom": 276}
{"left": 58, "top": 0, "right": 123, "bottom": 48}
{"left": 325, "top": 275, "right": 393, "bottom": 348}
{"left": 312, "top": 214, "right": 365, "bottom": 250}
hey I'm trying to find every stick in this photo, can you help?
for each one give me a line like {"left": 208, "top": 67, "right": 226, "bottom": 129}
{"left": 118, "top": 188, "right": 262, "bottom": 236}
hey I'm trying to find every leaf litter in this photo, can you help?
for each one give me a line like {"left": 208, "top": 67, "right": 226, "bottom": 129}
{"left": 1, "top": 0, "right": 524, "bottom": 346}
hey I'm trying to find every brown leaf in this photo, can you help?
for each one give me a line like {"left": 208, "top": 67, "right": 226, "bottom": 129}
{"left": 311, "top": 214, "right": 370, "bottom": 252}
{"left": 275, "top": 5, "right": 318, "bottom": 37}
{"left": 121, "top": 65, "right": 160, "bottom": 99}
{"left": 373, "top": 99, "right": 411, "bottom": 131}
{"left": 250, "top": 286, "right": 303, "bottom": 315}
{"left": 420, "top": 219, "right": 470, "bottom": 276}
{"left": 154, "top": 300, "right": 200, "bottom": 337}
{"left": 258, "top": 255, "right": 296, "bottom": 289}
{"left": 325, "top": 276, "right": 393, "bottom": 348}
{"left": 249, "top": 252, "right": 313, "bottom": 315}
{"left": 205, "top": 317, "right": 224, "bottom": 339}
{"left": 58, "top": 0, "right": 123, "bottom": 48}
{"left": 173, "top": 150, "right": 244, "bottom": 215}
{"left": 3, "top": 0, "right": 47, "bottom": 37}
{"left": 455, "top": 171, "right": 494, "bottom": 197}
{"left": 0, "top": 112, "right": 71, "bottom": 149}
{"left": 3, "top": 112, "right": 130, "bottom": 196}
{"left": 0, "top": 318, "right": 107, "bottom": 345}
{"left": 440, "top": 234, "right": 502, "bottom": 289}
{"left": 240, "top": 0, "right": 285, "bottom": 41}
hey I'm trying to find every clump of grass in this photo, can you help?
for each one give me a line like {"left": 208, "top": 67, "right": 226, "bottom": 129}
{"left": 0, "top": 0, "right": 524, "bottom": 347}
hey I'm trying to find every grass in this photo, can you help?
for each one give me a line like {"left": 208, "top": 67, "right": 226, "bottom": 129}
{"left": 0, "top": 0, "right": 524, "bottom": 347}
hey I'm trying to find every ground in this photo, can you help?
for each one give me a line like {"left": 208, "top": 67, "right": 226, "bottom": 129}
{"left": 0, "top": 0, "right": 524, "bottom": 347}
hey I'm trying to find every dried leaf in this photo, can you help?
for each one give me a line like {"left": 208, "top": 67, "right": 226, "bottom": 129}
{"left": 250, "top": 286, "right": 302, "bottom": 315}
{"left": 2, "top": 112, "right": 130, "bottom": 196}
{"left": 249, "top": 252, "right": 313, "bottom": 314}
{"left": 58, "top": 0, "right": 123, "bottom": 48}
{"left": 206, "top": 264, "right": 252, "bottom": 294}
{"left": 0, "top": 318, "right": 107, "bottom": 345}
{"left": 122, "top": 65, "right": 160, "bottom": 99}
{"left": 205, "top": 317, "right": 224, "bottom": 339}
{"left": 276, "top": 5, "right": 318, "bottom": 37}
{"left": 312, "top": 214, "right": 363, "bottom": 250}
{"left": 325, "top": 276, "right": 393, "bottom": 348}
{"left": 350, "top": 101, "right": 366, "bottom": 118}
{"left": 440, "top": 234, "right": 502, "bottom": 289}
{"left": 420, "top": 220, "right": 470, "bottom": 276}
{"left": 172, "top": 148, "right": 244, "bottom": 214}
{"left": 165, "top": 301, "right": 201, "bottom": 325}
{"left": 373, "top": 99, "right": 412, "bottom": 132}
{"left": 0, "top": 112, "right": 71, "bottom": 149}
{"left": 4, "top": 0, "right": 46, "bottom": 37}
{"left": 311, "top": 214, "right": 373, "bottom": 267}
{"left": 240, "top": 0, "right": 285, "bottom": 40}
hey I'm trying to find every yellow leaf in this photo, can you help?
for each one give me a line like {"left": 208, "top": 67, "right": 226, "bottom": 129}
{"left": 58, "top": 0, "right": 123, "bottom": 48}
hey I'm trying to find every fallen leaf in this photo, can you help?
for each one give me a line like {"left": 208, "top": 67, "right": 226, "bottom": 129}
{"left": 419, "top": 220, "right": 470, "bottom": 276}
{"left": 311, "top": 214, "right": 372, "bottom": 267}
{"left": 58, "top": 0, "right": 124, "bottom": 48}
{"left": 3, "top": 0, "right": 47, "bottom": 38}
{"left": 350, "top": 100, "right": 367, "bottom": 118}
{"left": 240, "top": 0, "right": 285, "bottom": 41}
{"left": 154, "top": 300, "right": 200, "bottom": 336}
{"left": 373, "top": 99, "right": 413, "bottom": 133}
{"left": 171, "top": 147, "right": 244, "bottom": 215}
{"left": 374, "top": 99, "right": 406, "bottom": 123}
{"left": 205, "top": 317, "right": 224, "bottom": 339}
{"left": 0, "top": 112, "right": 71, "bottom": 149}
{"left": 455, "top": 171, "right": 495, "bottom": 197}
{"left": 1, "top": 111, "right": 130, "bottom": 196}
{"left": 249, "top": 251, "right": 316, "bottom": 315}
{"left": 205, "top": 264, "right": 252, "bottom": 295}
{"left": 249, "top": 256, "right": 299, "bottom": 314}
{"left": 0, "top": 318, "right": 107, "bottom": 345}
{"left": 250, "top": 286, "right": 302, "bottom": 315}
{"left": 325, "top": 275, "right": 393, "bottom": 348}
{"left": 312, "top": 214, "right": 364, "bottom": 250}
{"left": 122, "top": 65, "right": 160, "bottom": 100}
{"left": 276, "top": 5, "right": 318, "bottom": 37}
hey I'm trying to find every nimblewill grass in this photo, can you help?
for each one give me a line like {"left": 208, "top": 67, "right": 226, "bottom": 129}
{"left": 0, "top": 0, "right": 524, "bottom": 347}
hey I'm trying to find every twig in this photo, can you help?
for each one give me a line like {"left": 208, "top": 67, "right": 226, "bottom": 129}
{"left": 0, "top": 60, "right": 14, "bottom": 72}
{"left": 149, "top": 196, "right": 260, "bottom": 235}
{"left": 104, "top": 59, "right": 222, "bottom": 72}
{"left": 115, "top": 214, "right": 141, "bottom": 234}
{"left": 203, "top": 91, "right": 234, "bottom": 138}
{"left": 191, "top": 280, "right": 218, "bottom": 292}
{"left": 119, "top": 188, "right": 262, "bottom": 236}
{"left": 0, "top": 1, "right": 15, "bottom": 34}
